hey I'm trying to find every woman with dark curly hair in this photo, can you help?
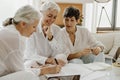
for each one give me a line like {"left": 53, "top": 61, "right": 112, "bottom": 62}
{"left": 61, "top": 6, "right": 105, "bottom": 64}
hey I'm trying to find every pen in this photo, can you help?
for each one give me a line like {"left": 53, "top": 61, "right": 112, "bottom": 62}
{"left": 54, "top": 58, "right": 59, "bottom": 65}
{"left": 36, "top": 61, "right": 42, "bottom": 66}
{"left": 91, "top": 49, "right": 93, "bottom": 52}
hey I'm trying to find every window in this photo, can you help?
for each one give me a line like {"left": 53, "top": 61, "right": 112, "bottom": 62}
{"left": 84, "top": 0, "right": 114, "bottom": 33}
{"left": 116, "top": 0, "right": 120, "bottom": 27}
{"left": 85, "top": 0, "right": 120, "bottom": 32}
{"left": 95, "top": 0, "right": 120, "bottom": 31}
{"left": 96, "top": 0, "right": 113, "bottom": 31}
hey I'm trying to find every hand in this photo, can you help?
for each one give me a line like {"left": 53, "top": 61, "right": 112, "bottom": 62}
{"left": 80, "top": 48, "right": 91, "bottom": 56}
{"left": 91, "top": 47, "right": 102, "bottom": 55}
{"left": 28, "top": 61, "right": 42, "bottom": 68}
{"left": 40, "top": 65, "right": 61, "bottom": 75}
{"left": 45, "top": 58, "right": 56, "bottom": 65}
{"left": 56, "top": 59, "right": 66, "bottom": 66}
{"left": 43, "top": 26, "right": 53, "bottom": 40}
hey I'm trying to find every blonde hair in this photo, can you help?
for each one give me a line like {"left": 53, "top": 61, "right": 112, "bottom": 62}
{"left": 3, "top": 5, "right": 40, "bottom": 27}
{"left": 40, "top": 1, "right": 60, "bottom": 13}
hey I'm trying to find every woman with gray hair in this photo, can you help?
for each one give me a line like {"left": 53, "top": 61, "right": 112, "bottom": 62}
{"left": 0, "top": 5, "right": 61, "bottom": 77}
{"left": 24, "top": 1, "right": 69, "bottom": 72}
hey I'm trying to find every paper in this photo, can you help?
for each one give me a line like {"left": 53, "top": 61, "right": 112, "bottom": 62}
{"left": 82, "top": 62, "right": 111, "bottom": 71}
{"left": 45, "top": 63, "right": 92, "bottom": 78}
{"left": 81, "top": 71, "right": 110, "bottom": 80}
{"left": 45, "top": 62, "right": 111, "bottom": 80}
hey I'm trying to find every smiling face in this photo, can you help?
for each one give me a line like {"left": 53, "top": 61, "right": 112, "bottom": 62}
{"left": 63, "top": 16, "right": 78, "bottom": 30}
{"left": 41, "top": 9, "right": 58, "bottom": 26}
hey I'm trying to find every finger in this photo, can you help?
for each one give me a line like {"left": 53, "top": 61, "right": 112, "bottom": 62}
{"left": 58, "top": 60, "right": 66, "bottom": 66}
{"left": 46, "top": 26, "right": 51, "bottom": 33}
{"left": 56, "top": 65, "right": 61, "bottom": 73}
{"left": 85, "top": 50, "right": 91, "bottom": 53}
{"left": 93, "top": 49, "right": 99, "bottom": 55}
{"left": 47, "top": 26, "right": 50, "bottom": 30}
{"left": 43, "top": 26, "right": 48, "bottom": 31}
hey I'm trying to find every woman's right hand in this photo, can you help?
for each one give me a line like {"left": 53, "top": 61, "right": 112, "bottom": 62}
{"left": 40, "top": 65, "right": 61, "bottom": 75}
{"left": 80, "top": 48, "right": 91, "bottom": 56}
{"left": 45, "top": 58, "right": 66, "bottom": 66}
{"left": 45, "top": 58, "right": 56, "bottom": 65}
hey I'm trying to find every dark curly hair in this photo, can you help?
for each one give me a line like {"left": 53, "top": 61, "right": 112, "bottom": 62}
{"left": 63, "top": 6, "right": 80, "bottom": 20}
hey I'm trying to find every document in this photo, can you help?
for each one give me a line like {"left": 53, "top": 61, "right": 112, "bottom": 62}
{"left": 45, "top": 62, "right": 111, "bottom": 80}
{"left": 82, "top": 62, "right": 111, "bottom": 71}
{"left": 80, "top": 62, "right": 112, "bottom": 80}
{"left": 81, "top": 71, "right": 110, "bottom": 80}
{"left": 45, "top": 63, "right": 92, "bottom": 78}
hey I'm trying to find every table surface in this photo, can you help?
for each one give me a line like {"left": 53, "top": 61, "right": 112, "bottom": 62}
{"left": 81, "top": 65, "right": 120, "bottom": 80}
{"left": 45, "top": 62, "right": 120, "bottom": 80}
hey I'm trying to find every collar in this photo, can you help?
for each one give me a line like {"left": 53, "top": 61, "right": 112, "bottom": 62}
{"left": 5, "top": 25, "right": 19, "bottom": 34}
{"left": 37, "top": 20, "right": 54, "bottom": 34}
{"left": 64, "top": 25, "right": 78, "bottom": 35}
{"left": 6, "top": 25, "right": 27, "bottom": 39}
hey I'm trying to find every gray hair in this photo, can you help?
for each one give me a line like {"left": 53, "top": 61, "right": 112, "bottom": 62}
{"left": 3, "top": 5, "right": 40, "bottom": 27}
{"left": 40, "top": 1, "right": 60, "bottom": 13}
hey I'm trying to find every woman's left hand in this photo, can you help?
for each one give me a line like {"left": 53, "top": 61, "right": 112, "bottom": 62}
{"left": 56, "top": 59, "right": 66, "bottom": 66}
{"left": 45, "top": 26, "right": 53, "bottom": 40}
{"left": 91, "top": 47, "right": 102, "bottom": 55}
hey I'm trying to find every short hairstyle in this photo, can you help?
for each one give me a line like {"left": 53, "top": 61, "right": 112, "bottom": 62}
{"left": 3, "top": 5, "right": 40, "bottom": 26}
{"left": 40, "top": 1, "right": 60, "bottom": 13}
{"left": 63, "top": 6, "right": 80, "bottom": 20}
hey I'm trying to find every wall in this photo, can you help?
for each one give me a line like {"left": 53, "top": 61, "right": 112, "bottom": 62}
{"left": 41, "top": 0, "right": 93, "bottom": 3}
{"left": 55, "top": 3, "right": 83, "bottom": 27}
{"left": 0, "top": 0, "right": 29, "bottom": 28}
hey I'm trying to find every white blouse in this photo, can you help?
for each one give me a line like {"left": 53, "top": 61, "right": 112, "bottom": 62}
{"left": 24, "top": 21, "right": 69, "bottom": 66}
{"left": 0, "top": 25, "right": 42, "bottom": 76}
{"left": 0, "top": 25, "right": 25, "bottom": 76}
{"left": 61, "top": 26, "right": 104, "bottom": 54}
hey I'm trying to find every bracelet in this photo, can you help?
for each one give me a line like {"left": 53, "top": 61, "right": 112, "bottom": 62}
{"left": 48, "top": 35, "right": 53, "bottom": 41}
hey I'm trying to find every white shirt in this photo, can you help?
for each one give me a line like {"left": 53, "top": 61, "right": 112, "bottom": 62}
{"left": 0, "top": 25, "right": 25, "bottom": 76}
{"left": 61, "top": 26, "right": 104, "bottom": 54}
{"left": 24, "top": 21, "right": 69, "bottom": 66}
{"left": 0, "top": 25, "right": 42, "bottom": 76}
